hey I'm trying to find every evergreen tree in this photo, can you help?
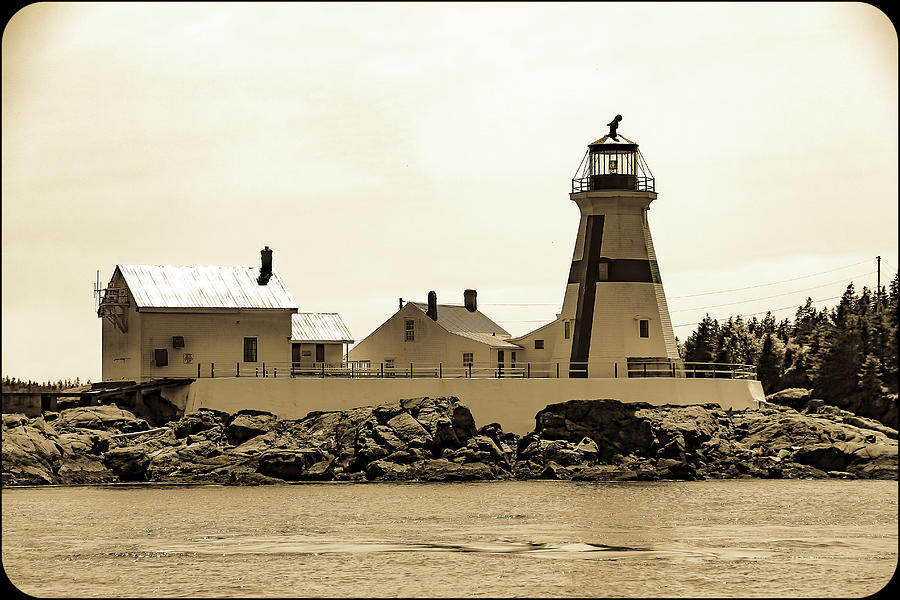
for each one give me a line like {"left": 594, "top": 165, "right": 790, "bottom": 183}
{"left": 715, "top": 316, "right": 760, "bottom": 365}
{"left": 793, "top": 298, "right": 819, "bottom": 345}
{"left": 781, "top": 342, "right": 813, "bottom": 389}
{"left": 756, "top": 333, "right": 785, "bottom": 394}
{"left": 858, "top": 353, "right": 883, "bottom": 400}
{"left": 682, "top": 315, "right": 719, "bottom": 363}
{"left": 810, "top": 285, "right": 863, "bottom": 400}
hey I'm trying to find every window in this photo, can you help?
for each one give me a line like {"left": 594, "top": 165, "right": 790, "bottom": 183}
{"left": 564, "top": 321, "right": 571, "bottom": 339}
{"left": 462, "top": 352, "right": 473, "bottom": 367}
{"left": 639, "top": 320, "right": 649, "bottom": 338}
{"left": 405, "top": 319, "right": 415, "bottom": 341}
{"left": 511, "top": 351, "right": 517, "bottom": 368}
{"left": 598, "top": 262, "right": 609, "bottom": 281}
{"left": 153, "top": 348, "right": 168, "bottom": 367}
{"left": 534, "top": 339, "right": 544, "bottom": 349}
{"left": 243, "top": 337, "right": 258, "bottom": 362}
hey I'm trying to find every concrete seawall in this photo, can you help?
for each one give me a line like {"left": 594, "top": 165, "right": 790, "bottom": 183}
{"left": 181, "top": 378, "right": 764, "bottom": 435}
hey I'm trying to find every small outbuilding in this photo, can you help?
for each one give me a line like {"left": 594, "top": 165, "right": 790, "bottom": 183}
{"left": 290, "top": 312, "right": 354, "bottom": 371}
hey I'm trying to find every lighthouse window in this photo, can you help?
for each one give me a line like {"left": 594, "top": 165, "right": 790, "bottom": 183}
{"left": 639, "top": 320, "right": 650, "bottom": 338}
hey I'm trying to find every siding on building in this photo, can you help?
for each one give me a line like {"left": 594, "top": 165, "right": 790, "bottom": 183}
{"left": 140, "top": 311, "right": 294, "bottom": 379}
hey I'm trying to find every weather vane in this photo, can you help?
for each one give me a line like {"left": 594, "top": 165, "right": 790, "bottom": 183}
{"left": 607, "top": 114, "right": 622, "bottom": 140}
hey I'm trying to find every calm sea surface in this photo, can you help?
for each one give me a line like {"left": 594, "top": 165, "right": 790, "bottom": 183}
{"left": 2, "top": 480, "right": 897, "bottom": 598}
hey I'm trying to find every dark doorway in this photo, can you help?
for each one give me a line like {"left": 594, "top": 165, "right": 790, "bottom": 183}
{"left": 315, "top": 344, "right": 325, "bottom": 363}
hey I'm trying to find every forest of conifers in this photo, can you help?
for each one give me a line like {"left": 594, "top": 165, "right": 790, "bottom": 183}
{"left": 679, "top": 272, "right": 899, "bottom": 406}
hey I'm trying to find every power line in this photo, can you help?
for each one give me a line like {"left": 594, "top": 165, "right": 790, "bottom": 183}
{"left": 670, "top": 270, "right": 875, "bottom": 313}
{"left": 482, "top": 303, "right": 560, "bottom": 307}
{"left": 668, "top": 259, "right": 870, "bottom": 299}
{"left": 880, "top": 258, "right": 898, "bottom": 274}
{"left": 672, "top": 293, "right": 845, "bottom": 329}
{"left": 496, "top": 319, "right": 555, "bottom": 323}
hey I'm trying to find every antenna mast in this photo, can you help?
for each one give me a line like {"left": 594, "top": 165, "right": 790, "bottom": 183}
{"left": 93, "top": 270, "right": 101, "bottom": 312}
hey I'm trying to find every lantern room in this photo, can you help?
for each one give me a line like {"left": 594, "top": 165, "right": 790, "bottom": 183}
{"left": 571, "top": 115, "right": 655, "bottom": 193}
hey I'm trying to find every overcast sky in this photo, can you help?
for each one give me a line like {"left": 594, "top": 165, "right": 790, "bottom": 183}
{"left": 2, "top": 2, "right": 897, "bottom": 383}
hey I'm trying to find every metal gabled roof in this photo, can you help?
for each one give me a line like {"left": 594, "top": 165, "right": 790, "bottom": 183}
{"left": 291, "top": 313, "right": 354, "bottom": 343}
{"left": 117, "top": 264, "right": 298, "bottom": 310}
{"left": 410, "top": 302, "right": 522, "bottom": 349}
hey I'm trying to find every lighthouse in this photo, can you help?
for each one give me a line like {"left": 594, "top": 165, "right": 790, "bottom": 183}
{"left": 559, "top": 116, "right": 680, "bottom": 377}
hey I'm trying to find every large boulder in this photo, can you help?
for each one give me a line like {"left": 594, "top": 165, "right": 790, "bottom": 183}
{"left": 766, "top": 388, "right": 813, "bottom": 410}
{"left": 144, "top": 440, "right": 239, "bottom": 482}
{"left": 173, "top": 409, "right": 229, "bottom": 438}
{"left": 534, "top": 399, "right": 656, "bottom": 460}
{"left": 386, "top": 412, "right": 432, "bottom": 447}
{"left": 103, "top": 446, "right": 152, "bottom": 481}
{"left": 55, "top": 405, "right": 149, "bottom": 433}
{"left": 256, "top": 449, "right": 333, "bottom": 481}
{"left": 225, "top": 410, "right": 277, "bottom": 445}
{"left": 56, "top": 454, "right": 117, "bottom": 485}
{"left": 2, "top": 416, "right": 62, "bottom": 485}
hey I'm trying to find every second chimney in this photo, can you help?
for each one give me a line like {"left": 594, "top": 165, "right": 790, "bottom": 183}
{"left": 464, "top": 289, "right": 477, "bottom": 312}
{"left": 426, "top": 291, "right": 438, "bottom": 321}
{"left": 257, "top": 246, "right": 273, "bottom": 285}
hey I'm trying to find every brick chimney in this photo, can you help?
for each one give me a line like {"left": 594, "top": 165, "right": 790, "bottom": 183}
{"left": 464, "top": 289, "right": 477, "bottom": 312}
{"left": 426, "top": 291, "right": 438, "bottom": 321}
{"left": 257, "top": 246, "right": 273, "bottom": 285}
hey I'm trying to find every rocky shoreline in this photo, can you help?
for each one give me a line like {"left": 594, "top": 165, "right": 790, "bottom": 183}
{"left": 3, "top": 395, "right": 896, "bottom": 486}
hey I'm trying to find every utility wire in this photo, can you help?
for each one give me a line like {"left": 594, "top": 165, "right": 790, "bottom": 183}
{"left": 482, "top": 303, "right": 561, "bottom": 307}
{"left": 668, "top": 259, "right": 870, "bottom": 299}
{"left": 673, "top": 293, "right": 845, "bottom": 328}
{"left": 496, "top": 319, "right": 557, "bottom": 323}
{"left": 880, "top": 258, "right": 898, "bottom": 274}
{"left": 670, "top": 271, "right": 875, "bottom": 313}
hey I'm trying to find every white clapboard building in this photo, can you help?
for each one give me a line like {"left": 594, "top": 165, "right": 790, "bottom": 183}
{"left": 349, "top": 290, "right": 523, "bottom": 376}
{"left": 98, "top": 247, "right": 352, "bottom": 382}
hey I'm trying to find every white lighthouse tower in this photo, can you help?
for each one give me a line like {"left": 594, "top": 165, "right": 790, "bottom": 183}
{"left": 559, "top": 116, "right": 680, "bottom": 378}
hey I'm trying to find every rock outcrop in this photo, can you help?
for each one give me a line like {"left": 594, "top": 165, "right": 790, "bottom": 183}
{"left": 529, "top": 399, "right": 898, "bottom": 481}
{"left": 3, "top": 397, "right": 896, "bottom": 486}
{"left": 767, "top": 387, "right": 898, "bottom": 430}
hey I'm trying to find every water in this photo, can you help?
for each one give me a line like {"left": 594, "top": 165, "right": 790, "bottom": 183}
{"left": 2, "top": 480, "right": 896, "bottom": 597}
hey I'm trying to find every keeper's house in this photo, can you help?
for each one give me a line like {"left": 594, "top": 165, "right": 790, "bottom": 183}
{"left": 98, "top": 247, "right": 300, "bottom": 382}
{"left": 349, "top": 290, "right": 522, "bottom": 376}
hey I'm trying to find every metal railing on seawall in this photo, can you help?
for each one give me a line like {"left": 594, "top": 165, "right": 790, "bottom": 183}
{"left": 187, "top": 360, "right": 757, "bottom": 381}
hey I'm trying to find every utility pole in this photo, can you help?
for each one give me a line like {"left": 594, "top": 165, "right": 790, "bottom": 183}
{"left": 876, "top": 256, "right": 882, "bottom": 312}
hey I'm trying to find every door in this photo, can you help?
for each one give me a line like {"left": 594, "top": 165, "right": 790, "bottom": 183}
{"left": 292, "top": 344, "right": 301, "bottom": 371}
{"left": 315, "top": 343, "right": 325, "bottom": 364}
{"left": 497, "top": 350, "right": 504, "bottom": 377}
